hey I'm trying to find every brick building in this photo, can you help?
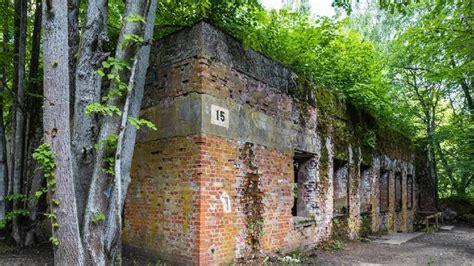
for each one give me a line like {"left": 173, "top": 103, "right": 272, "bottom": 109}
{"left": 123, "top": 22, "right": 420, "bottom": 265}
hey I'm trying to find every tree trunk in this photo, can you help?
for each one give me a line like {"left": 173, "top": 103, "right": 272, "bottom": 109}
{"left": 0, "top": 0, "right": 10, "bottom": 222}
{"left": 460, "top": 79, "right": 473, "bottom": 120}
{"left": 425, "top": 113, "right": 438, "bottom": 208}
{"left": 42, "top": 0, "right": 84, "bottom": 264}
{"left": 0, "top": 88, "right": 7, "bottom": 222}
{"left": 81, "top": 0, "right": 155, "bottom": 263}
{"left": 11, "top": 0, "right": 27, "bottom": 245}
{"left": 23, "top": 0, "right": 43, "bottom": 246}
{"left": 105, "top": 1, "right": 157, "bottom": 259}
{"left": 72, "top": 0, "right": 108, "bottom": 225}
{"left": 68, "top": 0, "right": 80, "bottom": 119}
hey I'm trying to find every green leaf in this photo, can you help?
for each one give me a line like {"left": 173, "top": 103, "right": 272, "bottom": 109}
{"left": 92, "top": 212, "right": 106, "bottom": 224}
{"left": 85, "top": 103, "right": 122, "bottom": 117}
{"left": 97, "top": 69, "right": 105, "bottom": 77}
{"left": 124, "top": 14, "right": 145, "bottom": 24}
{"left": 35, "top": 191, "right": 43, "bottom": 199}
{"left": 128, "top": 117, "right": 157, "bottom": 131}
{"left": 49, "top": 236, "right": 60, "bottom": 246}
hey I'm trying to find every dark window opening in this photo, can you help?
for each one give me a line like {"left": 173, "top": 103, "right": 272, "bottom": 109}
{"left": 379, "top": 169, "right": 389, "bottom": 212}
{"left": 360, "top": 165, "right": 372, "bottom": 214}
{"left": 395, "top": 172, "right": 402, "bottom": 212}
{"left": 292, "top": 152, "right": 314, "bottom": 217}
{"left": 416, "top": 178, "right": 421, "bottom": 210}
{"left": 333, "top": 159, "right": 349, "bottom": 216}
{"left": 407, "top": 174, "right": 413, "bottom": 209}
{"left": 292, "top": 160, "right": 299, "bottom": 216}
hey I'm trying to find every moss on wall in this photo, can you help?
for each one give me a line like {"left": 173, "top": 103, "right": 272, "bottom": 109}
{"left": 359, "top": 214, "right": 373, "bottom": 238}
{"left": 331, "top": 216, "right": 350, "bottom": 241}
{"left": 312, "top": 84, "right": 414, "bottom": 162}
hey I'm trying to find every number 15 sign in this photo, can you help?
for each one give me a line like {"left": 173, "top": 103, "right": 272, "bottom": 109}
{"left": 211, "top": 104, "right": 229, "bottom": 129}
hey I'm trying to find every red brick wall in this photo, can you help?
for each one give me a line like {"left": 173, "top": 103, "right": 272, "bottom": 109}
{"left": 187, "top": 135, "right": 295, "bottom": 264}
{"left": 124, "top": 133, "right": 318, "bottom": 265}
{"left": 123, "top": 136, "right": 202, "bottom": 264}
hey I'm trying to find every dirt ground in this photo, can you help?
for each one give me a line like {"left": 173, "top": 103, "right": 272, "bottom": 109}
{"left": 314, "top": 225, "right": 474, "bottom": 265}
{"left": 0, "top": 225, "right": 472, "bottom": 265}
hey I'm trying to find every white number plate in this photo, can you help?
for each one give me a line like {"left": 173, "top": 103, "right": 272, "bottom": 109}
{"left": 211, "top": 105, "right": 229, "bottom": 128}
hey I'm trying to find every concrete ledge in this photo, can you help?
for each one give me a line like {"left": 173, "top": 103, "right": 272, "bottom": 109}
{"left": 138, "top": 92, "right": 319, "bottom": 153}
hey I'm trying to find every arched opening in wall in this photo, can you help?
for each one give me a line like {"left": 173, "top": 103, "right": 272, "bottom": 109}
{"left": 360, "top": 165, "right": 372, "bottom": 214}
{"left": 379, "top": 169, "right": 389, "bottom": 213}
{"left": 395, "top": 172, "right": 402, "bottom": 212}
{"left": 407, "top": 174, "right": 414, "bottom": 209}
{"left": 333, "top": 159, "right": 349, "bottom": 216}
{"left": 292, "top": 151, "right": 316, "bottom": 218}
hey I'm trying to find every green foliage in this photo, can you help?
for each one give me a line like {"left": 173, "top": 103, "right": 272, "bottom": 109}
{"left": 52, "top": 198, "right": 61, "bottom": 206}
{"left": 32, "top": 143, "right": 56, "bottom": 178}
{"left": 292, "top": 182, "right": 298, "bottom": 199}
{"left": 363, "top": 129, "right": 376, "bottom": 149}
{"left": 102, "top": 157, "right": 115, "bottom": 176}
{"left": 317, "top": 239, "right": 346, "bottom": 251}
{"left": 49, "top": 236, "right": 60, "bottom": 246}
{"left": 85, "top": 103, "right": 122, "bottom": 117}
{"left": 124, "top": 14, "right": 146, "bottom": 24}
{"left": 154, "top": 1, "right": 412, "bottom": 135}
{"left": 35, "top": 190, "right": 44, "bottom": 199}
{"left": 121, "top": 34, "right": 144, "bottom": 48}
{"left": 5, "top": 193, "right": 29, "bottom": 202}
{"left": 95, "top": 134, "right": 118, "bottom": 151}
{"left": 359, "top": 214, "right": 373, "bottom": 240}
{"left": 43, "top": 212, "right": 57, "bottom": 220}
{"left": 0, "top": 209, "right": 30, "bottom": 229}
{"left": 347, "top": 0, "right": 473, "bottom": 198}
{"left": 97, "top": 57, "right": 131, "bottom": 102}
{"left": 33, "top": 143, "right": 61, "bottom": 246}
{"left": 92, "top": 212, "right": 106, "bottom": 224}
{"left": 128, "top": 117, "right": 157, "bottom": 130}
{"left": 384, "top": 0, "right": 473, "bottom": 197}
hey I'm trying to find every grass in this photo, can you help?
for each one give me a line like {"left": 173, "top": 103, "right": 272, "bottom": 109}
{"left": 317, "top": 239, "right": 347, "bottom": 251}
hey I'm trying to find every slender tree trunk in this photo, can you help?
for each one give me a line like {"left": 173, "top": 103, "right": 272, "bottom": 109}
{"left": 11, "top": 0, "right": 27, "bottom": 245}
{"left": 23, "top": 0, "right": 43, "bottom": 246}
{"left": 0, "top": 93, "right": 7, "bottom": 222}
{"left": 460, "top": 80, "right": 473, "bottom": 120}
{"left": 0, "top": 0, "right": 10, "bottom": 221}
{"left": 72, "top": 0, "right": 108, "bottom": 225}
{"left": 81, "top": 1, "right": 155, "bottom": 263}
{"left": 42, "top": 0, "right": 84, "bottom": 264}
{"left": 106, "top": 2, "right": 157, "bottom": 260}
{"left": 68, "top": 0, "right": 80, "bottom": 119}
{"left": 425, "top": 113, "right": 438, "bottom": 208}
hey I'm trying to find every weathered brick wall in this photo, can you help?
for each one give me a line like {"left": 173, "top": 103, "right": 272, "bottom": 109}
{"left": 124, "top": 137, "right": 202, "bottom": 264}
{"left": 123, "top": 21, "right": 421, "bottom": 265}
